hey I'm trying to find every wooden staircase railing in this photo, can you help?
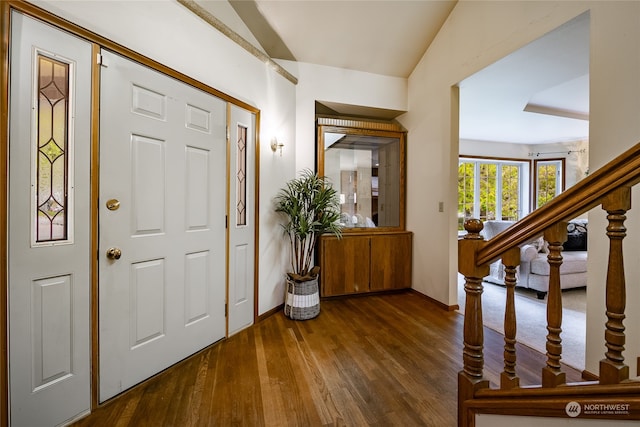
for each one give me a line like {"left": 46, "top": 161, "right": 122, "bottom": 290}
{"left": 458, "top": 143, "right": 640, "bottom": 425}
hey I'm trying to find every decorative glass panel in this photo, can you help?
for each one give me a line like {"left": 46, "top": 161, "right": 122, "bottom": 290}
{"left": 236, "top": 125, "right": 247, "bottom": 226}
{"left": 36, "top": 55, "right": 69, "bottom": 242}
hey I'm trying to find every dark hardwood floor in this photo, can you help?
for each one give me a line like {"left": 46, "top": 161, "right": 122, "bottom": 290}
{"left": 73, "top": 291, "right": 581, "bottom": 426}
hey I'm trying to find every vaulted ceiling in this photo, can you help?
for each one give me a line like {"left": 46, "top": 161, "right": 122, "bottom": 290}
{"left": 458, "top": 12, "right": 589, "bottom": 145}
{"left": 194, "top": 1, "right": 589, "bottom": 145}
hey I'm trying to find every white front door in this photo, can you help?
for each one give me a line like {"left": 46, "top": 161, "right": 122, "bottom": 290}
{"left": 98, "top": 50, "right": 227, "bottom": 401}
{"left": 8, "top": 11, "right": 92, "bottom": 426}
{"left": 227, "top": 106, "right": 256, "bottom": 335}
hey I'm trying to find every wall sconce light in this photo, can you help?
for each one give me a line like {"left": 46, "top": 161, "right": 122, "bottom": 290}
{"left": 270, "top": 137, "right": 284, "bottom": 156}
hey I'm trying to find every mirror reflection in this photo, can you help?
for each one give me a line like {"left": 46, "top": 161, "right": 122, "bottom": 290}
{"left": 323, "top": 131, "right": 402, "bottom": 229}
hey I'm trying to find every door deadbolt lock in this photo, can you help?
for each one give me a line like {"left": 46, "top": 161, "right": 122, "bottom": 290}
{"left": 106, "top": 247, "right": 122, "bottom": 260}
{"left": 106, "top": 199, "right": 120, "bottom": 211}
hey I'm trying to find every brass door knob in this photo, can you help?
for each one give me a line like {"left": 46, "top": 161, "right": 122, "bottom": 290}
{"left": 106, "top": 247, "right": 122, "bottom": 260}
{"left": 106, "top": 199, "right": 120, "bottom": 211}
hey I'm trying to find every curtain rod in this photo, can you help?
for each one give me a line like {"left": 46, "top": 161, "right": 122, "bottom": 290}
{"left": 528, "top": 148, "right": 586, "bottom": 157}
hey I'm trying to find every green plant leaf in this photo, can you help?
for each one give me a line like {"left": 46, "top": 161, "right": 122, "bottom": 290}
{"left": 274, "top": 169, "right": 342, "bottom": 276}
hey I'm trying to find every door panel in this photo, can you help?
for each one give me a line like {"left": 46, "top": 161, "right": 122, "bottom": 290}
{"left": 186, "top": 147, "right": 211, "bottom": 229}
{"left": 130, "top": 259, "right": 165, "bottom": 347}
{"left": 99, "top": 50, "right": 227, "bottom": 401}
{"left": 185, "top": 251, "right": 211, "bottom": 324}
{"left": 228, "top": 106, "right": 256, "bottom": 335}
{"left": 32, "top": 275, "right": 73, "bottom": 389}
{"left": 8, "top": 11, "right": 92, "bottom": 426}
{"left": 132, "top": 135, "right": 166, "bottom": 233}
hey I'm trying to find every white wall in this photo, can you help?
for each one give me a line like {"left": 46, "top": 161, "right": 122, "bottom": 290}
{"left": 460, "top": 139, "right": 532, "bottom": 159}
{"left": 402, "top": 1, "right": 640, "bottom": 377}
{"left": 34, "top": 0, "right": 297, "bottom": 315}
{"left": 582, "top": 1, "right": 640, "bottom": 379}
{"left": 277, "top": 60, "right": 408, "bottom": 171}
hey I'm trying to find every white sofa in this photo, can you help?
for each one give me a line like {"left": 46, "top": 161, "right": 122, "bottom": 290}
{"left": 481, "top": 219, "right": 588, "bottom": 299}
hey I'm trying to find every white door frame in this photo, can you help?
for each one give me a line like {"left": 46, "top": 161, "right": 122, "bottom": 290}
{"left": 1, "top": 1, "right": 260, "bottom": 421}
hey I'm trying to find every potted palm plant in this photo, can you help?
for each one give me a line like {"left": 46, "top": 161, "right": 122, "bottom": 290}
{"left": 275, "top": 169, "right": 342, "bottom": 320}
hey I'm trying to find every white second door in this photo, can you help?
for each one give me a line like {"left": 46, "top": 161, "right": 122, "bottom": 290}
{"left": 98, "top": 50, "right": 227, "bottom": 401}
{"left": 228, "top": 106, "right": 256, "bottom": 335}
{"left": 8, "top": 11, "right": 92, "bottom": 426}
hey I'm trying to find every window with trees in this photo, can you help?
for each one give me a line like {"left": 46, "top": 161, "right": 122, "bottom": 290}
{"left": 458, "top": 159, "right": 524, "bottom": 230}
{"left": 535, "top": 159, "right": 564, "bottom": 208}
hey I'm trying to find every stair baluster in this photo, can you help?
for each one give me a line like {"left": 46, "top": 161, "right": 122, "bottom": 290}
{"left": 600, "top": 186, "right": 631, "bottom": 384}
{"left": 501, "top": 247, "right": 520, "bottom": 389}
{"left": 541, "top": 222, "right": 567, "bottom": 388}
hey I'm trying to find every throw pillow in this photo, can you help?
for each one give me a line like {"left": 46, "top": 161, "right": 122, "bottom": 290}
{"left": 563, "top": 221, "right": 588, "bottom": 251}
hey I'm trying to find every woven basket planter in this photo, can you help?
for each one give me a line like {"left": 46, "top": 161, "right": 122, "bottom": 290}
{"left": 284, "top": 276, "right": 320, "bottom": 320}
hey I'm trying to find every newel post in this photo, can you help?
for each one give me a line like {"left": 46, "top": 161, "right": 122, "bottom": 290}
{"left": 600, "top": 186, "right": 631, "bottom": 384}
{"left": 458, "top": 219, "right": 490, "bottom": 427}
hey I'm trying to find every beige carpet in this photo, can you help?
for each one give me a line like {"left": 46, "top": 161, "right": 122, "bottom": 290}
{"left": 457, "top": 274, "right": 586, "bottom": 370}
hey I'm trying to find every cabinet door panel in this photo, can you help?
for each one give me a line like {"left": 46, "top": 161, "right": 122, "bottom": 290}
{"left": 370, "top": 233, "right": 412, "bottom": 291}
{"left": 320, "top": 236, "right": 370, "bottom": 296}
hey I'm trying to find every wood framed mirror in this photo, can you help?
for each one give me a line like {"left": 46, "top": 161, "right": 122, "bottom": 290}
{"left": 317, "top": 117, "right": 407, "bottom": 232}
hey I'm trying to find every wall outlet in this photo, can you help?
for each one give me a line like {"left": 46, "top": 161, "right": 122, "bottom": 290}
{"left": 438, "top": 201, "right": 444, "bottom": 212}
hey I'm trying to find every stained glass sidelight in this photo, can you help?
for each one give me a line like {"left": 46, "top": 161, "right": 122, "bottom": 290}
{"left": 236, "top": 125, "right": 247, "bottom": 226}
{"left": 36, "top": 55, "right": 69, "bottom": 242}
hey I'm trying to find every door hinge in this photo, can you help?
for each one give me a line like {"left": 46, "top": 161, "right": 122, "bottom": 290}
{"left": 225, "top": 303, "right": 228, "bottom": 317}
{"left": 97, "top": 52, "right": 108, "bottom": 67}
{"left": 225, "top": 215, "right": 228, "bottom": 229}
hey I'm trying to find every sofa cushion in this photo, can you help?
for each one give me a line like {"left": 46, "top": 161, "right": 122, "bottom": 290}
{"left": 530, "top": 251, "right": 587, "bottom": 275}
{"left": 528, "top": 271, "right": 587, "bottom": 292}
{"left": 521, "top": 244, "right": 539, "bottom": 262}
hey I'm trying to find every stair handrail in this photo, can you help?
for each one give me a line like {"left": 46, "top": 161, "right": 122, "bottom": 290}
{"left": 475, "top": 142, "right": 640, "bottom": 267}
{"left": 458, "top": 141, "right": 640, "bottom": 426}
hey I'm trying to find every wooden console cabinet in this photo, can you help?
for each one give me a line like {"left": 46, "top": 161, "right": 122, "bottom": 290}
{"left": 318, "top": 231, "right": 412, "bottom": 297}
